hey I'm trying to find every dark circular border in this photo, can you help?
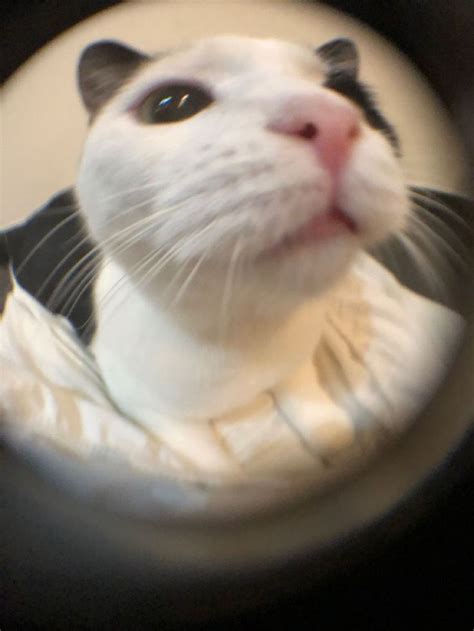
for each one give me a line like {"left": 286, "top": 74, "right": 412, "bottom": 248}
{"left": 1, "top": 1, "right": 473, "bottom": 628}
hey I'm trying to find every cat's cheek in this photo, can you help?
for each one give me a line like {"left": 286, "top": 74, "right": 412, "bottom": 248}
{"left": 77, "top": 138, "right": 150, "bottom": 241}
{"left": 338, "top": 134, "right": 409, "bottom": 243}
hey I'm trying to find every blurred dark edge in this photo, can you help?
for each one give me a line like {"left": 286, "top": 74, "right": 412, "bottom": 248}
{"left": 1, "top": 1, "right": 473, "bottom": 630}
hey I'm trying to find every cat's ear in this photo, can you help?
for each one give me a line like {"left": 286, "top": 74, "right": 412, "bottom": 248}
{"left": 78, "top": 40, "right": 150, "bottom": 115}
{"left": 316, "top": 38, "right": 359, "bottom": 78}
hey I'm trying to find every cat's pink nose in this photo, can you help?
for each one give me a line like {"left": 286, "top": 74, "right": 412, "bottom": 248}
{"left": 269, "top": 95, "right": 361, "bottom": 178}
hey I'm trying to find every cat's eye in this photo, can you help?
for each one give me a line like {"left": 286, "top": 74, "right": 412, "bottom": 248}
{"left": 136, "top": 83, "right": 213, "bottom": 124}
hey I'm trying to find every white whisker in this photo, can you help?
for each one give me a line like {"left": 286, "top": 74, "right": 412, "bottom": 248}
{"left": 96, "top": 222, "right": 219, "bottom": 324}
{"left": 395, "top": 231, "right": 447, "bottom": 297}
{"left": 408, "top": 209, "right": 467, "bottom": 269}
{"left": 14, "top": 211, "right": 79, "bottom": 277}
{"left": 170, "top": 252, "right": 208, "bottom": 306}
{"left": 45, "top": 213, "right": 161, "bottom": 311}
{"left": 218, "top": 235, "right": 244, "bottom": 342}
{"left": 410, "top": 190, "right": 472, "bottom": 231}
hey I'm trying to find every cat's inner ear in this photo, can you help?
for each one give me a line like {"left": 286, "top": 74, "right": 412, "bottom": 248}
{"left": 316, "top": 38, "right": 359, "bottom": 78}
{"left": 77, "top": 40, "right": 150, "bottom": 116}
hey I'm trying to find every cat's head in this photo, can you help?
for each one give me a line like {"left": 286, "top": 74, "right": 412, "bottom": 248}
{"left": 76, "top": 35, "right": 409, "bottom": 306}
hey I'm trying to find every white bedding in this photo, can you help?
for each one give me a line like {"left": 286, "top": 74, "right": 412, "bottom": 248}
{"left": 0, "top": 253, "right": 463, "bottom": 517}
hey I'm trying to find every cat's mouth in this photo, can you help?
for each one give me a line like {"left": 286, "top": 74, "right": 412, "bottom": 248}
{"left": 265, "top": 207, "right": 358, "bottom": 257}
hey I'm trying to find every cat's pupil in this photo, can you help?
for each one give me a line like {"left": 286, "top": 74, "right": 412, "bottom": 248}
{"left": 138, "top": 84, "right": 213, "bottom": 124}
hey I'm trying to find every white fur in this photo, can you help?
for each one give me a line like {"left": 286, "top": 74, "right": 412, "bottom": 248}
{"left": 76, "top": 36, "right": 409, "bottom": 439}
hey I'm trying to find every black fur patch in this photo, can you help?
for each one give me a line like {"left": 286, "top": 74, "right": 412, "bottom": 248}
{"left": 324, "top": 72, "right": 400, "bottom": 154}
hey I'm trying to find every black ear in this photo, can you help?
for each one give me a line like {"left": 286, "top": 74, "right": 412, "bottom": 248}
{"left": 316, "top": 38, "right": 359, "bottom": 77}
{"left": 77, "top": 40, "right": 150, "bottom": 115}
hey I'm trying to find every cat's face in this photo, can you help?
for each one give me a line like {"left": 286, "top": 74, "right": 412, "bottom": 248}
{"left": 76, "top": 35, "right": 409, "bottom": 304}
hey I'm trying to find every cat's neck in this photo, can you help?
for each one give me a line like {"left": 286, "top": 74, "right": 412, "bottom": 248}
{"left": 92, "top": 255, "right": 329, "bottom": 421}
{"left": 99, "top": 248, "right": 329, "bottom": 344}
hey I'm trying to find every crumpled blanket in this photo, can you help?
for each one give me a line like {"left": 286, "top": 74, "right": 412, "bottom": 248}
{"left": 0, "top": 252, "right": 463, "bottom": 518}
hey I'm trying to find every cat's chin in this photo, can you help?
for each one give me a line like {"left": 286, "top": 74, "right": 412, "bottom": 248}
{"left": 253, "top": 234, "right": 359, "bottom": 302}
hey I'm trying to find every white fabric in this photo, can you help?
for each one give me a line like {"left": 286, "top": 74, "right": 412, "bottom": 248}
{"left": 0, "top": 253, "right": 463, "bottom": 517}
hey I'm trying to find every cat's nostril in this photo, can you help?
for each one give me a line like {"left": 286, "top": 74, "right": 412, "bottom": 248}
{"left": 298, "top": 122, "right": 318, "bottom": 140}
{"left": 348, "top": 123, "right": 360, "bottom": 141}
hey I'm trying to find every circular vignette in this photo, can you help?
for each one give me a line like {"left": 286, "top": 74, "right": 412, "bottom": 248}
{"left": 1, "top": 1, "right": 473, "bottom": 628}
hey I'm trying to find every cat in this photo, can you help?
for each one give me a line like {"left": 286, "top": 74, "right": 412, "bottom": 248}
{"left": 0, "top": 33, "right": 471, "bottom": 501}
{"left": 67, "top": 35, "right": 408, "bottom": 451}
